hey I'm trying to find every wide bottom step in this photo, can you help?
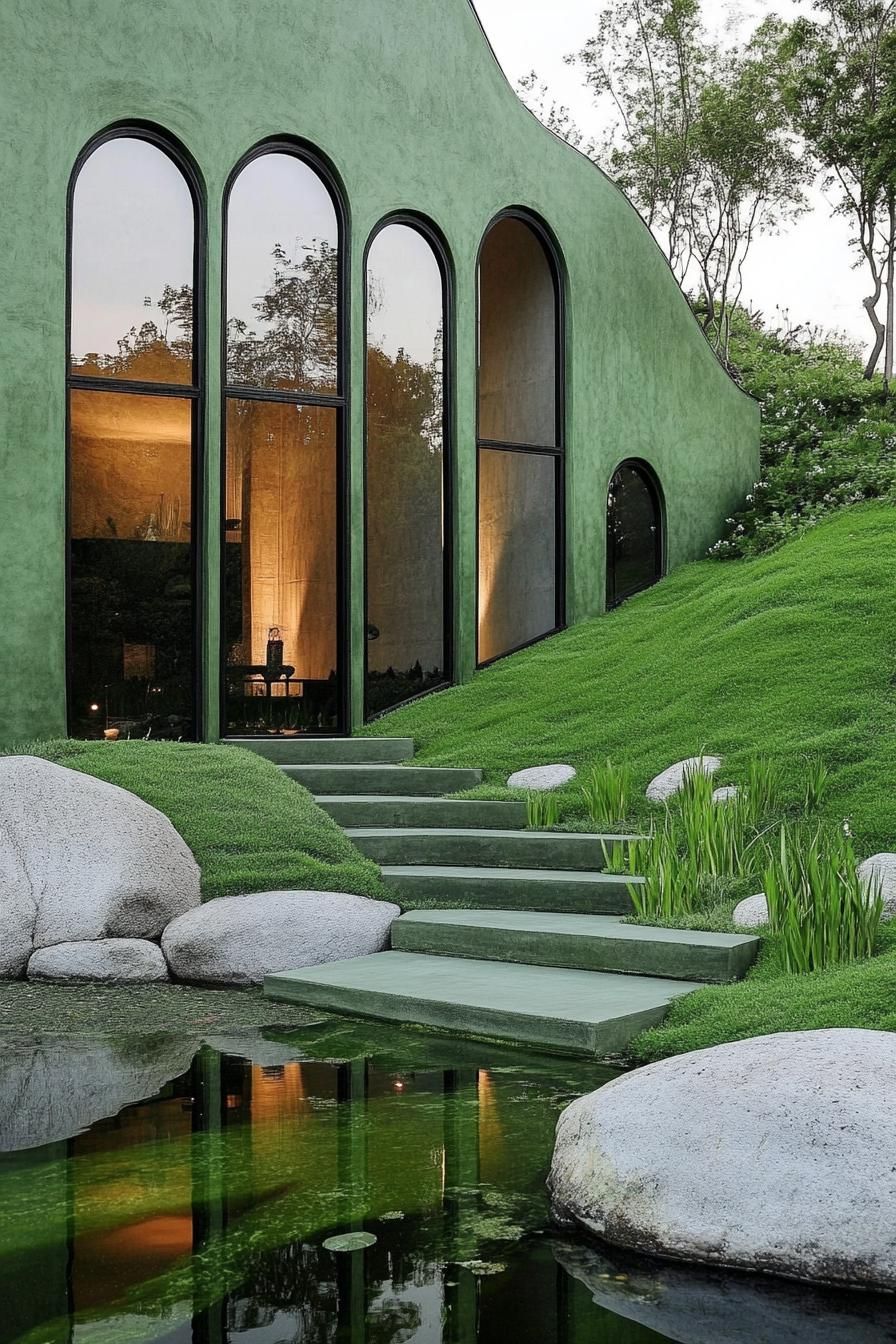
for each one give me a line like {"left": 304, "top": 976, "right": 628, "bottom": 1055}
{"left": 264, "top": 951, "right": 700, "bottom": 1058}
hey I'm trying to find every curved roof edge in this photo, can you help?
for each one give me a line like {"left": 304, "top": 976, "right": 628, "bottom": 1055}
{"left": 465, "top": 0, "right": 758, "bottom": 409}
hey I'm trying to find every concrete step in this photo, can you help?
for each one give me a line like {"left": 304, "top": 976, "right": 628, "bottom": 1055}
{"left": 380, "top": 864, "right": 638, "bottom": 914}
{"left": 228, "top": 737, "right": 414, "bottom": 765}
{"left": 280, "top": 764, "right": 482, "bottom": 796}
{"left": 392, "top": 909, "right": 759, "bottom": 983}
{"left": 316, "top": 795, "right": 529, "bottom": 830}
{"left": 265, "top": 951, "right": 701, "bottom": 1058}
{"left": 347, "top": 827, "right": 641, "bottom": 871}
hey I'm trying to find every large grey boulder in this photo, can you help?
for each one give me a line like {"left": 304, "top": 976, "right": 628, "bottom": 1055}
{"left": 507, "top": 764, "right": 576, "bottom": 791}
{"left": 646, "top": 756, "right": 722, "bottom": 803}
{"left": 27, "top": 938, "right": 169, "bottom": 983}
{"left": 858, "top": 853, "right": 896, "bottom": 918}
{"left": 162, "top": 889, "right": 400, "bottom": 986}
{"left": 549, "top": 1029, "right": 896, "bottom": 1291}
{"left": 0, "top": 1033, "right": 198, "bottom": 1151}
{"left": 554, "top": 1238, "right": 896, "bottom": 1344}
{"left": 0, "top": 755, "right": 200, "bottom": 978}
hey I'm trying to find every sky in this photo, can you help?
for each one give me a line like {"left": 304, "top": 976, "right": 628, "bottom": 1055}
{"left": 473, "top": 0, "right": 869, "bottom": 349}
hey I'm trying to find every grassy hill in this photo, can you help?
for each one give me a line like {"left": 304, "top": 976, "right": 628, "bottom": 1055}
{"left": 373, "top": 503, "right": 896, "bottom": 854}
{"left": 372, "top": 503, "right": 896, "bottom": 1059}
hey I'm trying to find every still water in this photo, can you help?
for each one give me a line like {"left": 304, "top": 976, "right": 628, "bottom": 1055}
{"left": 1, "top": 1018, "right": 893, "bottom": 1344}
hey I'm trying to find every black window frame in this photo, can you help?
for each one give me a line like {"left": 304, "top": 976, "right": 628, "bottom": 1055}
{"left": 605, "top": 457, "right": 666, "bottom": 610}
{"left": 65, "top": 121, "right": 206, "bottom": 740}
{"left": 219, "top": 137, "right": 350, "bottom": 739}
{"left": 362, "top": 210, "right": 455, "bottom": 722}
{"left": 475, "top": 207, "right": 566, "bottom": 669}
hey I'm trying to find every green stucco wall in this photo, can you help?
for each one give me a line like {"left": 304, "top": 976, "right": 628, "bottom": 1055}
{"left": 0, "top": 0, "right": 758, "bottom": 746}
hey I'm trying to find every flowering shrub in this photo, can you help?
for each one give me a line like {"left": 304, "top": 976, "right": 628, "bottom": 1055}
{"left": 707, "top": 310, "right": 896, "bottom": 558}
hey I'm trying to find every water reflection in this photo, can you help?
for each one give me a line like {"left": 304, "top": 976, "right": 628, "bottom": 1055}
{"left": 0, "top": 1023, "right": 892, "bottom": 1344}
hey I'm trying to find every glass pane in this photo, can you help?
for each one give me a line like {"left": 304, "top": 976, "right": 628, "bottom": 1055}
{"left": 68, "top": 390, "right": 194, "bottom": 738}
{"left": 365, "top": 224, "right": 446, "bottom": 717}
{"left": 226, "top": 153, "right": 339, "bottom": 394}
{"left": 223, "top": 399, "right": 340, "bottom": 734}
{"left": 478, "top": 218, "right": 557, "bottom": 446}
{"left": 478, "top": 448, "right": 556, "bottom": 663}
{"left": 70, "top": 137, "right": 194, "bottom": 383}
{"left": 607, "top": 464, "right": 662, "bottom": 607}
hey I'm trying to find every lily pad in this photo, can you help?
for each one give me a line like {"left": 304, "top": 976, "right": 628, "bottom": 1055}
{"left": 322, "top": 1231, "right": 377, "bottom": 1253}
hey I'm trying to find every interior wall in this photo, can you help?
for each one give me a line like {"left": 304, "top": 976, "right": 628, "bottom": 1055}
{"left": 478, "top": 217, "right": 556, "bottom": 447}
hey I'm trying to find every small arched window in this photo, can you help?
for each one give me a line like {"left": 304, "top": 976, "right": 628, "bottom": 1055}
{"left": 606, "top": 461, "right": 664, "bottom": 608}
{"left": 364, "top": 219, "right": 451, "bottom": 718}
{"left": 222, "top": 145, "right": 345, "bottom": 736}
{"left": 476, "top": 213, "right": 564, "bottom": 665}
{"left": 67, "top": 128, "right": 202, "bottom": 739}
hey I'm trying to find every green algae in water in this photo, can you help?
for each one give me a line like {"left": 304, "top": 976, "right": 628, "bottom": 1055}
{"left": 1, "top": 1020, "right": 893, "bottom": 1344}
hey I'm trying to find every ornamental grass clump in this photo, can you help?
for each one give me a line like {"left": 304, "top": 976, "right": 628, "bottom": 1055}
{"left": 526, "top": 790, "right": 560, "bottom": 829}
{"left": 580, "top": 759, "right": 633, "bottom": 828}
{"left": 763, "top": 823, "right": 883, "bottom": 974}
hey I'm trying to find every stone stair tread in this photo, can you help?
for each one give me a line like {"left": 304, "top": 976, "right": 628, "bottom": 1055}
{"left": 345, "top": 827, "right": 641, "bottom": 841}
{"left": 264, "top": 951, "right": 700, "bottom": 1056}
{"left": 380, "top": 863, "right": 640, "bottom": 884}
{"left": 395, "top": 907, "right": 754, "bottom": 948}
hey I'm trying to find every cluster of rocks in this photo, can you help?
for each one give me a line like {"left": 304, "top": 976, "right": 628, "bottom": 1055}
{"left": 0, "top": 756, "right": 397, "bottom": 986}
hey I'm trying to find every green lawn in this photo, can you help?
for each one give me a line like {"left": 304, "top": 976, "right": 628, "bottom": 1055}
{"left": 6, "top": 739, "right": 388, "bottom": 903}
{"left": 372, "top": 502, "right": 896, "bottom": 1058}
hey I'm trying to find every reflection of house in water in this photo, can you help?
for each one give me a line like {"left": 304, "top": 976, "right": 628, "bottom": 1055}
{"left": 0, "top": 1034, "right": 621, "bottom": 1344}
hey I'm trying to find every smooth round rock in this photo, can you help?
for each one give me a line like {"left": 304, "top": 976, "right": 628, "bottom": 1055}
{"left": 323, "top": 1232, "right": 377, "bottom": 1253}
{"left": 548, "top": 1029, "right": 896, "bottom": 1290}
{"left": 646, "top": 756, "right": 722, "bottom": 803}
{"left": 27, "top": 938, "right": 169, "bottom": 983}
{"left": 857, "top": 853, "right": 896, "bottom": 919}
{"left": 507, "top": 764, "right": 576, "bottom": 791}
{"left": 732, "top": 893, "right": 768, "bottom": 928}
{"left": 162, "top": 889, "right": 400, "bottom": 987}
{"left": 0, "top": 755, "right": 200, "bottom": 978}
{"left": 712, "top": 785, "right": 739, "bottom": 803}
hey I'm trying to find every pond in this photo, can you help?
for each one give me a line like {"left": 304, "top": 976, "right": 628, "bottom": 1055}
{"left": 1, "top": 1018, "right": 893, "bottom": 1344}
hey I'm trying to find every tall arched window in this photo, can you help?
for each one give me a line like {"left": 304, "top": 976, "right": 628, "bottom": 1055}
{"left": 606, "top": 460, "right": 664, "bottom": 609}
{"left": 222, "top": 145, "right": 345, "bottom": 736}
{"left": 476, "top": 212, "right": 564, "bottom": 665}
{"left": 364, "top": 219, "right": 451, "bottom": 718}
{"left": 67, "top": 129, "right": 203, "bottom": 739}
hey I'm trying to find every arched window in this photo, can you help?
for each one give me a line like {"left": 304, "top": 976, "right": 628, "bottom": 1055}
{"left": 67, "top": 128, "right": 202, "bottom": 739}
{"left": 364, "top": 219, "right": 451, "bottom": 718}
{"left": 606, "top": 460, "right": 664, "bottom": 608}
{"left": 476, "top": 213, "right": 564, "bottom": 665}
{"left": 222, "top": 145, "right": 345, "bottom": 736}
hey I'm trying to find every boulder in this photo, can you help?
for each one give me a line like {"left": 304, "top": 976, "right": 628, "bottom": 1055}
{"left": 712, "top": 785, "right": 739, "bottom": 803}
{"left": 646, "top": 756, "right": 722, "bottom": 802}
{"left": 27, "top": 938, "right": 169, "bottom": 983}
{"left": 0, "top": 1033, "right": 198, "bottom": 1151}
{"left": 554, "top": 1238, "right": 896, "bottom": 1344}
{"left": 732, "top": 893, "right": 768, "bottom": 928}
{"left": 548, "top": 1029, "right": 896, "bottom": 1290}
{"left": 507, "top": 764, "right": 576, "bottom": 791}
{"left": 162, "top": 889, "right": 400, "bottom": 986}
{"left": 0, "top": 755, "right": 200, "bottom": 978}
{"left": 857, "top": 853, "right": 896, "bottom": 918}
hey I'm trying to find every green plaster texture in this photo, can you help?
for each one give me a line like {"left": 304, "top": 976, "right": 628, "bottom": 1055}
{"left": 280, "top": 764, "right": 482, "bottom": 795}
{"left": 346, "top": 825, "right": 640, "bottom": 869}
{"left": 231, "top": 737, "right": 415, "bottom": 765}
{"left": 264, "top": 950, "right": 701, "bottom": 1056}
{"left": 316, "top": 796, "right": 529, "bottom": 829}
{"left": 0, "top": 0, "right": 758, "bottom": 747}
{"left": 379, "top": 864, "right": 638, "bottom": 914}
{"left": 392, "top": 909, "right": 759, "bottom": 982}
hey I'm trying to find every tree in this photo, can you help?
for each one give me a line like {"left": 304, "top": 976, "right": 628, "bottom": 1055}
{"left": 781, "top": 0, "right": 896, "bottom": 383}
{"left": 521, "top": 0, "right": 809, "bottom": 366}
